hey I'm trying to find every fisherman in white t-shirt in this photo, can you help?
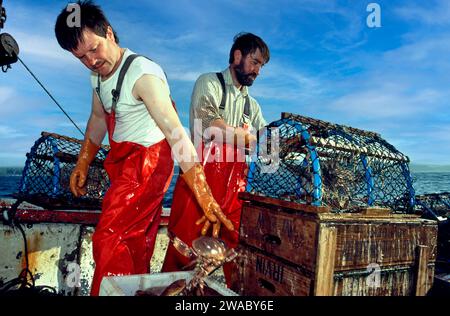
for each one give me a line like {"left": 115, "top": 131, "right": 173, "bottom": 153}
{"left": 55, "top": 0, "right": 233, "bottom": 296}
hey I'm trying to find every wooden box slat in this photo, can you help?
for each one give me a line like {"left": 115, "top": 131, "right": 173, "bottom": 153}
{"left": 333, "top": 264, "right": 435, "bottom": 296}
{"left": 239, "top": 204, "right": 319, "bottom": 270}
{"left": 232, "top": 246, "right": 313, "bottom": 296}
{"left": 238, "top": 192, "right": 331, "bottom": 214}
{"left": 332, "top": 221, "right": 437, "bottom": 271}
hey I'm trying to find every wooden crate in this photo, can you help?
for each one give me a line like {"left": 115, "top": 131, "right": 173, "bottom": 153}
{"left": 230, "top": 193, "right": 438, "bottom": 296}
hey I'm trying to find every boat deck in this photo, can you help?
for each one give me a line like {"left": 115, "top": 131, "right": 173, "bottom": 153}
{"left": 0, "top": 198, "right": 171, "bottom": 295}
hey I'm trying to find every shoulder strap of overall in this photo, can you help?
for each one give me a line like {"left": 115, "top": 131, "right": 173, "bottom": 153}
{"left": 108, "top": 54, "right": 175, "bottom": 113}
{"left": 216, "top": 72, "right": 251, "bottom": 124}
{"left": 243, "top": 94, "right": 250, "bottom": 123}
{"left": 110, "top": 54, "right": 141, "bottom": 112}
{"left": 96, "top": 54, "right": 140, "bottom": 110}
{"left": 216, "top": 72, "right": 226, "bottom": 111}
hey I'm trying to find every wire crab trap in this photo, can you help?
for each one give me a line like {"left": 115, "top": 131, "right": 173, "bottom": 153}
{"left": 415, "top": 193, "right": 450, "bottom": 265}
{"left": 14, "top": 132, "right": 110, "bottom": 210}
{"left": 246, "top": 112, "right": 416, "bottom": 213}
{"left": 415, "top": 192, "right": 450, "bottom": 221}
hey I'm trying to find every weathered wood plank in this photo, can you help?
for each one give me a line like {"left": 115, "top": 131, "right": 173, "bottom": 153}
{"left": 314, "top": 226, "right": 337, "bottom": 296}
{"left": 239, "top": 204, "right": 319, "bottom": 270}
{"left": 360, "top": 207, "right": 392, "bottom": 216}
{"left": 238, "top": 192, "right": 331, "bottom": 214}
{"left": 234, "top": 246, "right": 312, "bottom": 296}
{"left": 333, "top": 222, "right": 437, "bottom": 271}
{"left": 332, "top": 265, "right": 430, "bottom": 296}
{"left": 415, "top": 245, "right": 429, "bottom": 296}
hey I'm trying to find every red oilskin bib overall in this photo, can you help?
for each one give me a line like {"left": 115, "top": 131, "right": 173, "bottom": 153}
{"left": 90, "top": 110, "right": 174, "bottom": 296}
{"left": 161, "top": 141, "right": 247, "bottom": 287}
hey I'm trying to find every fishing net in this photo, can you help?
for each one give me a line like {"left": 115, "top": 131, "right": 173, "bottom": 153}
{"left": 246, "top": 112, "right": 415, "bottom": 213}
{"left": 15, "top": 132, "right": 110, "bottom": 210}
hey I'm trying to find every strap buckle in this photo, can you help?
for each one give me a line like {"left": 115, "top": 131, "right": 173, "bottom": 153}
{"left": 111, "top": 89, "right": 120, "bottom": 103}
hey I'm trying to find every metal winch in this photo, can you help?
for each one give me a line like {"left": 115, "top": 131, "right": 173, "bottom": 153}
{"left": 0, "top": 0, "right": 19, "bottom": 71}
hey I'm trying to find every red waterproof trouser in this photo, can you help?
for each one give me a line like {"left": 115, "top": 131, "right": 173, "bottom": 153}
{"left": 161, "top": 142, "right": 247, "bottom": 287}
{"left": 90, "top": 111, "right": 174, "bottom": 296}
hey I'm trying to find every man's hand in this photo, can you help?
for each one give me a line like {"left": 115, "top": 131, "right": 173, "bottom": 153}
{"left": 210, "top": 119, "right": 257, "bottom": 152}
{"left": 194, "top": 198, "right": 235, "bottom": 238}
{"left": 196, "top": 216, "right": 222, "bottom": 238}
{"left": 70, "top": 164, "right": 89, "bottom": 197}
{"left": 234, "top": 127, "right": 257, "bottom": 152}
{"left": 70, "top": 137, "right": 100, "bottom": 197}
{"left": 181, "top": 163, "right": 234, "bottom": 237}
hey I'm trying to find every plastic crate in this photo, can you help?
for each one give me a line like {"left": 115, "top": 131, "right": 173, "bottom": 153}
{"left": 99, "top": 271, "right": 238, "bottom": 296}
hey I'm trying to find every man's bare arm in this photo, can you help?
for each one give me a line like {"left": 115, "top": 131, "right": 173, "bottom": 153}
{"left": 133, "top": 74, "right": 198, "bottom": 172}
{"left": 84, "top": 90, "right": 107, "bottom": 145}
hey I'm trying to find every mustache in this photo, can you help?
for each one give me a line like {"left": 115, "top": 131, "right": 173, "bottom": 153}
{"left": 240, "top": 71, "right": 257, "bottom": 80}
{"left": 92, "top": 61, "right": 104, "bottom": 70}
{"left": 243, "top": 72, "right": 257, "bottom": 80}
{"left": 238, "top": 68, "right": 257, "bottom": 78}
{"left": 234, "top": 63, "right": 258, "bottom": 86}
{"left": 243, "top": 73, "right": 257, "bottom": 81}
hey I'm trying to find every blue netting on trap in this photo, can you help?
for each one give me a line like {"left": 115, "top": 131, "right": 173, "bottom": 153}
{"left": 246, "top": 113, "right": 415, "bottom": 213}
{"left": 15, "top": 132, "right": 110, "bottom": 210}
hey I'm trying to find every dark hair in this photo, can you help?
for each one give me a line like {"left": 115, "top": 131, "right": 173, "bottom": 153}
{"left": 54, "top": 0, "right": 119, "bottom": 51}
{"left": 229, "top": 32, "right": 270, "bottom": 64}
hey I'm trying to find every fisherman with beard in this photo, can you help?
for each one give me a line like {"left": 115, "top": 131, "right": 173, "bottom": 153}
{"left": 162, "top": 33, "right": 270, "bottom": 287}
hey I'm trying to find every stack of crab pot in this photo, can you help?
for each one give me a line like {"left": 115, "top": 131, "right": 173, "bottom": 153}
{"left": 230, "top": 112, "right": 438, "bottom": 296}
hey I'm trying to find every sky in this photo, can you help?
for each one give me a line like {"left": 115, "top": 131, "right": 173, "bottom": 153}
{"left": 0, "top": 0, "right": 450, "bottom": 167}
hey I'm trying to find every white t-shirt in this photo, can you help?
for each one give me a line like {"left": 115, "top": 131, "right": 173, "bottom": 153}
{"left": 90, "top": 48, "right": 167, "bottom": 147}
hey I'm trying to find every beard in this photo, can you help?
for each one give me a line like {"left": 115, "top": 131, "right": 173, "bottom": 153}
{"left": 234, "top": 61, "right": 257, "bottom": 86}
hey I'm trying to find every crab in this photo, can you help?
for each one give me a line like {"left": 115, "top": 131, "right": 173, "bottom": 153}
{"left": 169, "top": 235, "right": 238, "bottom": 296}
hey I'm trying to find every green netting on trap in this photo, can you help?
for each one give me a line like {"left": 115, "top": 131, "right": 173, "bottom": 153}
{"left": 15, "top": 132, "right": 110, "bottom": 210}
{"left": 246, "top": 112, "right": 415, "bottom": 213}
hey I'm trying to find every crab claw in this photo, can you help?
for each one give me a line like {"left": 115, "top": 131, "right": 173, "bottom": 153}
{"left": 172, "top": 235, "right": 195, "bottom": 258}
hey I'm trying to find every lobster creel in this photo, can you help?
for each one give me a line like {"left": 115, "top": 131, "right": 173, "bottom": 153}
{"left": 246, "top": 112, "right": 416, "bottom": 213}
{"left": 15, "top": 132, "right": 109, "bottom": 210}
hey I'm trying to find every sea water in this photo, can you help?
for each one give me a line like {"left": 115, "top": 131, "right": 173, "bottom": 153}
{"left": 0, "top": 169, "right": 179, "bottom": 208}
{"left": 0, "top": 170, "right": 449, "bottom": 207}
